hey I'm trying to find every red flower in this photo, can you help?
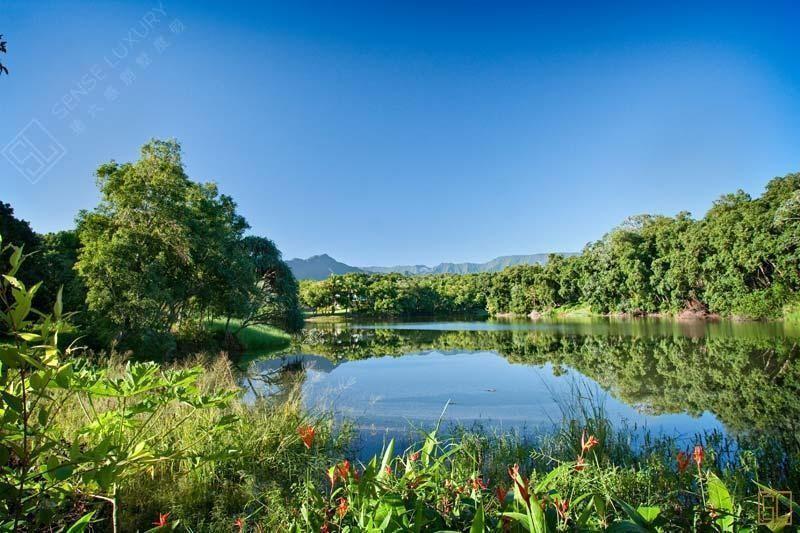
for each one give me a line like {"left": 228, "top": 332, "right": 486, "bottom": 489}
{"left": 337, "top": 460, "right": 351, "bottom": 481}
{"left": 554, "top": 498, "right": 569, "bottom": 520}
{"left": 575, "top": 456, "right": 587, "bottom": 471}
{"left": 470, "top": 477, "right": 487, "bottom": 491}
{"left": 320, "top": 522, "right": 329, "bottom": 533}
{"left": 693, "top": 445, "right": 704, "bottom": 467}
{"left": 409, "top": 451, "right": 420, "bottom": 462}
{"left": 677, "top": 451, "right": 690, "bottom": 473}
{"left": 384, "top": 465, "right": 392, "bottom": 476}
{"left": 234, "top": 517, "right": 245, "bottom": 531}
{"left": 153, "top": 512, "right": 170, "bottom": 528}
{"left": 507, "top": 464, "right": 530, "bottom": 505}
{"left": 298, "top": 425, "right": 316, "bottom": 449}
{"left": 495, "top": 485, "right": 509, "bottom": 504}
{"left": 581, "top": 430, "right": 599, "bottom": 453}
{"left": 336, "top": 497, "right": 349, "bottom": 518}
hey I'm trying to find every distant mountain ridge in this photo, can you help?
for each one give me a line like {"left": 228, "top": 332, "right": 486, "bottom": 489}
{"left": 285, "top": 254, "right": 362, "bottom": 280}
{"left": 287, "top": 253, "right": 577, "bottom": 280}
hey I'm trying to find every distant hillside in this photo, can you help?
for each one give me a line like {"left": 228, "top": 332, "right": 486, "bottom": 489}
{"left": 286, "top": 254, "right": 363, "bottom": 280}
{"left": 364, "top": 254, "right": 574, "bottom": 275}
{"left": 289, "top": 253, "right": 577, "bottom": 279}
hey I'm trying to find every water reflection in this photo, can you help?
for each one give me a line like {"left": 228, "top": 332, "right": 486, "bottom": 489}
{"left": 245, "top": 318, "right": 800, "bottom": 449}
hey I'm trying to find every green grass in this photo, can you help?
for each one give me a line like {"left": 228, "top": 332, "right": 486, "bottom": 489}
{"left": 547, "top": 303, "right": 594, "bottom": 318}
{"left": 207, "top": 318, "right": 292, "bottom": 352}
{"left": 784, "top": 300, "right": 800, "bottom": 322}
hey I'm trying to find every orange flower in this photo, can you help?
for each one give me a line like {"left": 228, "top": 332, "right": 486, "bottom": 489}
{"left": 693, "top": 445, "right": 704, "bottom": 467}
{"left": 495, "top": 485, "right": 509, "bottom": 504}
{"left": 554, "top": 498, "right": 569, "bottom": 520}
{"left": 470, "top": 477, "right": 487, "bottom": 491}
{"left": 298, "top": 425, "right": 315, "bottom": 449}
{"left": 581, "top": 430, "right": 599, "bottom": 453}
{"left": 336, "top": 497, "right": 348, "bottom": 518}
{"left": 409, "top": 451, "right": 420, "bottom": 462}
{"left": 337, "top": 460, "right": 351, "bottom": 481}
{"left": 153, "top": 512, "right": 170, "bottom": 528}
{"left": 575, "top": 456, "right": 587, "bottom": 471}
{"left": 677, "top": 451, "right": 690, "bottom": 473}
{"left": 384, "top": 465, "right": 392, "bottom": 476}
{"left": 234, "top": 517, "right": 245, "bottom": 531}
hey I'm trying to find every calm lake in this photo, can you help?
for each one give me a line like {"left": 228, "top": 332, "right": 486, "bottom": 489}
{"left": 243, "top": 318, "right": 800, "bottom": 455}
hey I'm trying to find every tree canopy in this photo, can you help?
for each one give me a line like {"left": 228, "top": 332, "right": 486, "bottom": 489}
{"left": 301, "top": 173, "right": 800, "bottom": 320}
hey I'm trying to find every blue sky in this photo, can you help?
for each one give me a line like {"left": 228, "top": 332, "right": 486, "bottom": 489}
{"left": 2, "top": 1, "right": 799, "bottom": 266}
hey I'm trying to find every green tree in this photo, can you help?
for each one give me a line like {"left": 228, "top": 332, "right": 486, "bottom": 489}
{"left": 234, "top": 235, "right": 303, "bottom": 332}
{"left": 75, "top": 139, "right": 253, "bottom": 354}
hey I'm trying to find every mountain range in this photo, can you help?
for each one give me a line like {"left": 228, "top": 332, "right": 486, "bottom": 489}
{"left": 286, "top": 253, "right": 576, "bottom": 280}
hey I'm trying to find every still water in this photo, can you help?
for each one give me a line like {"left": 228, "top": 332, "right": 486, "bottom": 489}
{"left": 244, "top": 318, "right": 800, "bottom": 452}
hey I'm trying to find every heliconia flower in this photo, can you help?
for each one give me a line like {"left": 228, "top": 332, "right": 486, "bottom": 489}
{"left": 495, "top": 485, "right": 509, "bottom": 504}
{"left": 409, "top": 451, "right": 420, "bottom": 462}
{"left": 337, "top": 497, "right": 349, "bottom": 518}
{"left": 337, "top": 460, "right": 351, "bottom": 481}
{"left": 507, "top": 464, "right": 530, "bottom": 504}
{"left": 470, "top": 477, "right": 487, "bottom": 491}
{"left": 153, "top": 512, "right": 170, "bottom": 528}
{"left": 677, "top": 451, "right": 690, "bottom": 473}
{"left": 693, "top": 445, "right": 704, "bottom": 467}
{"left": 581, "top": 430, "right": 599, "bottom": 453}
{"left": 234, "top": 517, "right": 245, "bottom": 531}
{"left": 297, "top": 425, "right": 315, "bottom": 449}
{"left": 575, "top": 456, "right": 587, "bottom": 471}
{"left": 554, "top": 498, "right": 569, "bottom": 520}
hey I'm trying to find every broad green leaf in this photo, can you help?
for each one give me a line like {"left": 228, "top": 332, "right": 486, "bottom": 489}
{"left": 470, "top": 504, "right": 485, "bottom": 533}
{"left": 65, "top": 512, "right": 95, "bottom": 533}
{"left": 707, "top": 472, "right": 734, "bottom": 531}
{"left": 636, "top": 506, "right": 661, "bottom": 524}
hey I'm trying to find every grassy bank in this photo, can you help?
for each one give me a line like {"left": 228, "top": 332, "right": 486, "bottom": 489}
{"left": 207, "top": 318, "right": 292, "bottom": 353}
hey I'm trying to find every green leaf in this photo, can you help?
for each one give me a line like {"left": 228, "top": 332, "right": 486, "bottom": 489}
{"left": 1, "top": 391, "right": 23, "bottom": 413}
{"left": 65, "top": 512, "right": 95, "bottom": 533}
{"left": 607, "top": 521, "right": 651, "bottom": 533}
{"left": 636, "top": 506, "right": 661, "bottom": 524}
{"left": 614, "top": 499, "right": 653, "bottom": 530}
{"left": 707, "top": 472, "right": 734, "bottom": 531}
{"left": 377, "top": 439, "right": 394, "bottom": 480}
{"left": 54, "top": 286, "right": 63, "bottom": 319}
{"left": 470, "top": 504, "right": 485, "bottom": 533}
{"left": 500, "top": 512, "right": 532, "bottom": 532}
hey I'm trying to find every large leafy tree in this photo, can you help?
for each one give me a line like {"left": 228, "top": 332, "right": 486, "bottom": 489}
{"left": 75, "top": 139, "right": 254, "bottom": 348}
{"left": 234, "top": 236, "right": 303, "bottom": 332}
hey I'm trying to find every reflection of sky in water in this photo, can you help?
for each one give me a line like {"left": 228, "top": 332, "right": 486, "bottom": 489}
{"left": 247, "top": 348, "right": 726, "bottom": 454}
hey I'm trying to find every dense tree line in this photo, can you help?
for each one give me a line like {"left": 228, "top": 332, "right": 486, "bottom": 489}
{"left": 301, "top": 173, "right": 800, "bottom": 319}
{"left": 1, "top": 139, "right": 302, "bottom": 356}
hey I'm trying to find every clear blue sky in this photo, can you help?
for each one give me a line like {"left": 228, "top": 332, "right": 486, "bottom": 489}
{"left": 2, "top": 1, "right": 799, "bottom": 266}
